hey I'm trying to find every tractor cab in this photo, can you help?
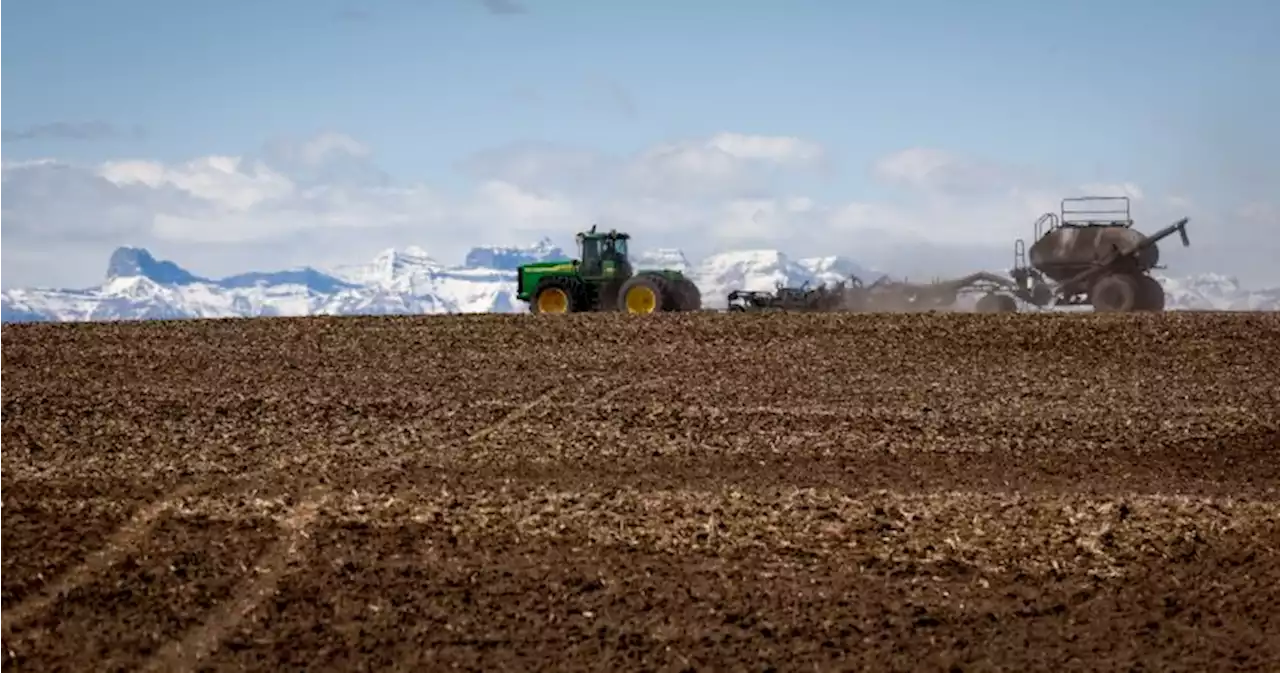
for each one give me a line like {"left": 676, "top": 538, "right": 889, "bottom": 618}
{"left": 575, "top": 225, "right": 633, "bottom": 281}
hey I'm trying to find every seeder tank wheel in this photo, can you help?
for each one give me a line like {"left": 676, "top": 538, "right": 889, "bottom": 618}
{"left": 1135, "top": 275, "right": 1166, "bottom": 312}
{"left": 976, "top": 293, "right": 1017, "bottom": 313}
{"left": 1090, "top": 274, "right": 1140, "bottom": 312}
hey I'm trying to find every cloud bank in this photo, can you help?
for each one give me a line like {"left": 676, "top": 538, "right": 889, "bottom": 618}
{"left": 2, "top": 129, "right": 1273, "bottom": 290}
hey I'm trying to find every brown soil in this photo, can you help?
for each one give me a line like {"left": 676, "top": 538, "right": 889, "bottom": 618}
{"left": 3, "top": 311, "right": 1279, "bottom": 672}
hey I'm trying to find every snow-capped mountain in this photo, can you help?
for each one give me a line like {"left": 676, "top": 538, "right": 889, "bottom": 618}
{"left": 693, "top": 250, "right": 873, "bottom": 301}
{"left": 632, "top": 249, "right": 695, "bottom": 274}
{"left": 1158, "top": 273, "right": 1280, "bottom": 311}
{"left": 463, "top": 237, "right": 566, "bottom": 271}
{"left": 2, "top": 243, "right": 1277, "bottom": 323}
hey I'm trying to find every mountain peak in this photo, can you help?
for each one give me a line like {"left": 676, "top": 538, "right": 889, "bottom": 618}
{"left": 632, "top": 248, "right": 693, "bottom": 272}
{"left": 327, "top": 246, "right": 445, "bottom": 289}
{"left": 105, "top": 247, "right": 205, "bottom": 285}
{"left": 371, "top": 246, "right": 438, "bottom": 267}
{"left": 105, "top": 246, "right": 154, "bottom": 277}
{"left": 530, "top": 236, "right": 560, "bottom": 254}
{"left": 464, "top": 238, "right": 568, "bottom": 271}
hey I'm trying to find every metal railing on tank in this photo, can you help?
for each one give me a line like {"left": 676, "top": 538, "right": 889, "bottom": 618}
{"left": 1060, "top": 196, "right": 1133, "bottom": 228}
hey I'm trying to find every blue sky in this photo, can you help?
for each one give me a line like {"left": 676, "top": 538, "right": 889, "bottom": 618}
{"left": 3, "top": 0, "right": 1278, "bottom": 287}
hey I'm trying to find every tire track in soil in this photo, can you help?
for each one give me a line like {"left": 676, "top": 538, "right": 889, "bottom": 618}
{"left": 2, "top": 464, "right": 313, "bottom": 638}
{"left": 377, "top": 375, "right": 678, "bottom": 671}
{"left": 0, "top": 482, "right": 202, "bottom": 640}
{"left": 454, "top": 375, "right": 669, "bottom": 447}
{"left": 466, "top": 385, "right": 564, "bottom": 443}
{"left": 293, "top": 376, "right": 675, "bottom": 478}
{"left": 139, "top": 489, "right": 326, "bottom": 673}
{"left": 22, "top": 387, "right": 579, "bottom": 566}
{"left": 2, "top": 378, "right": 670, "bottom": 660}
{"left": 374, "top": 383, "right": 578, "bottom": 473}
{"left": 597, "top": 376, "right": 673, "bottom": 405}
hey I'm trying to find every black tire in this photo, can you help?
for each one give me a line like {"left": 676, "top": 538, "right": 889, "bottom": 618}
{"left": 672, "top": 277, "right": 702, "bottom": 311}
{"left": 617, "top": 274, "right": 672, "bottom": 314}
{"left": 976, "top": 293, "right": 1017, "bottom": 313}
{"left": 1135, "top": 275, "right": 1166, "bottom": 312}
{"left": 1028, "top": 281, "right": 1054, "bottom": 307}
{"left": 1090, "top": 274, "right": 1140, "bottom": 312}
{"left": 530, "top": 278, "right": 584, "bottom": 314}
{"left": 595, "top": 278, "right": 625, "bottom": 311}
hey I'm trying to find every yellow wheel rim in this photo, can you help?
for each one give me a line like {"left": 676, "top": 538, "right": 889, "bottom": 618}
{"left": 625, "top": 285, "right": 658, "bottom": 313}
{"left": 536, "top": 287, "right": 569, "bottom": 313}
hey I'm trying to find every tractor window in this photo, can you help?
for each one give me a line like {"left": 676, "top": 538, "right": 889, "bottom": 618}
{"left": 612, "top": 238, "right": 628, "bottom": 258}
{"left": 580, "top": 237, "right": 602, "bottom": 274}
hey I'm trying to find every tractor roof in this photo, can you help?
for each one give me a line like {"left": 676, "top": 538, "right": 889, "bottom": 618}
{"left": 577, "top": 225, "right": 629, "bottom": 240}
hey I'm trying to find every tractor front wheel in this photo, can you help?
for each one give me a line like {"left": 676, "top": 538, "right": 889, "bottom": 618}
{"left": 531, "top": 280, "right": 581, "bottom": 314}
{"left": 618, "top": 275, "right": 670, "bottom": 314}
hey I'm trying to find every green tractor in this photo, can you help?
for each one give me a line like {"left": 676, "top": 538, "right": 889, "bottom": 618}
{"left": 516, "top": 226, "right": 702, "bottom": 314}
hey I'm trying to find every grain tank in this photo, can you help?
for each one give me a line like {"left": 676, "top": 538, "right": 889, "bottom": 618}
{"left": 1010, "top": 196, "right": 1191, "bottom": 312}
{"left": 1028, "top": 223, "right": 1159, "bottom": 283}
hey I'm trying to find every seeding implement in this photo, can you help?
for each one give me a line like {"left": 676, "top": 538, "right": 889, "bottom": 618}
{"left": 726, "top": 274, "right": 1018, "bottom": 313}
{"left": 858, "top": 272, "right": 1021, "bottom": 313}
{"left": 722, "top": 195, "right": 1192, "bottom": 314}
{"left": 517, "top": 226, "right": 702, "bottom": 314}
{"left": 727, "top": 280, "right": 848, "bottom": 312}
{"left": 1007, "top": 196, "right": 1190, "bottom": 312}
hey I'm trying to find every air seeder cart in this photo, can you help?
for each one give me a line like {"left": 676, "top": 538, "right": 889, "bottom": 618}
{"left": 1005, "top": 196, "right": 1191, "bottom": 312}
{"left": 863, "top": 196, "right": 1195, "bottom": 314}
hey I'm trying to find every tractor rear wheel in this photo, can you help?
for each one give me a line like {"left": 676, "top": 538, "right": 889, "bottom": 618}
{"left": 672, "top": 277, "right": 702, "bottom": 311}
{"left": 618, "top": 274, "right": 671, "bottom": 314}
{"left": 531, "top": 279, "right": 582, "bottom": 314}
{"left": 1090, "top": 273, "right": 1140, "bottom": 312}
{"left": 1135, "top": 275, "right": 1166, "bottom": 312}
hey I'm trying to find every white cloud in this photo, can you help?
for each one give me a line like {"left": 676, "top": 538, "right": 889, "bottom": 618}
{"left": 873, "top": 147, "right": 961, "bottom": 187}
{"left": 463, "top": 180, "right": 583, "bottom": 235}
{"left": 1, "top": 131, "right": 1274, "bottom": 290}
{"left": 292, "top": 132, "right": 373, "bottom": 166}
{"left": 460, "top": 132, "right": 829, "bottom": 201}
{"left": 99, "top": 156, "right": 295, "bottom": 210}
{"left": 625, "top": 133, "right": 829, "bottom": 199}
{"left": 706, "top": 133, "right": 826, "bottom": 165}
{"left": 872, "top": 147, "right": 1026, "bottom": 196}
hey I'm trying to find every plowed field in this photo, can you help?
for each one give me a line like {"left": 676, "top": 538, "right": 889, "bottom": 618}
{"left": 3, "top": 311, "right": 1279, "bottom": 672}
